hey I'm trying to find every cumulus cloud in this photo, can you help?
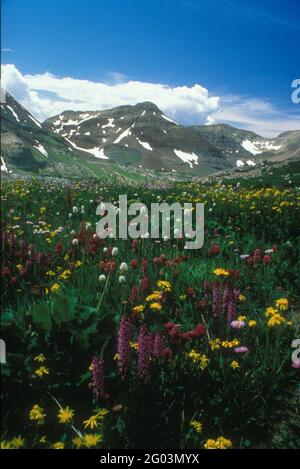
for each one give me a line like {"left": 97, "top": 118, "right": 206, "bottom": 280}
{"left": 1, "top": 64, "right": 219, "bottom": 123}
{"left": 1, "top": 64, "right": 299, "bottom": 137}
{"left": 207, "top": 95, "right": 300, "bottom": 137}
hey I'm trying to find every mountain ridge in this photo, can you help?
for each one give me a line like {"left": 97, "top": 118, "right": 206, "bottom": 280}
{"left": 1, "top": 89, "right": 299, "bottom": 179}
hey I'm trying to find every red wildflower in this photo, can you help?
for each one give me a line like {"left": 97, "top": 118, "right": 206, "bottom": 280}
{"left": 263, "top": 254, "right": 271, "bottom": 265}
{"left": 130, "top": 259, "right": 138, "bottom": 268}
{"left": 209, "top": 244, "right": 220, "bottom": 255}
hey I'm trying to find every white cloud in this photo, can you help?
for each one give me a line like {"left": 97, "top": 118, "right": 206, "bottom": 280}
{"left": 1, "top": 64, "right": 219, "bottom": 123}
{"left": 206, "top": 95, "right": 300, "bottom": 137}
{"left": 205, "top": 115, "right": 216, "bottom": 125}
{"left": 1, "top": 64, "right": 299, "bottom": 137}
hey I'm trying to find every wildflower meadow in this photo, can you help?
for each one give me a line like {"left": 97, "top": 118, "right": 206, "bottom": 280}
{"left": 1, "top": 176, "right": 300, "bottom": 450}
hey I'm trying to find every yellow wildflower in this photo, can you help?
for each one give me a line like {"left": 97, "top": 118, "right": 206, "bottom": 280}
{"left": 188, "top": 350, "right": 209, "bottom": 370}
{"left": 265, "top": 307, "right": 278, "bottom": 317}
{"left": 209, "top": 338, "right": 221, "bottom": 351}
{"left": 34, "top": 366, "right": 49, "bottom": 377}
{"left": 248, "top": 320, "right": 257, "bottom": 327}
{"left": 83, "top": 415, "right": 100, "bottom": 430}
{"left": 97, "top": 408, "right": 109, "bottom": 417}
{"left": 213, "top": 268, "right": 230, "bottom": 277}
{"left": 132, "top": 305, "right": 145, "bottom": 314}
{"left": 29, "top": 404, "right": 46, "bottom": 424}
{"left": 83, "top": 409, "right": 108, "bottom": 429}
{"left": 156, "top": 280, "right": 172, "bottom": 293}
{"left": 59, "top": 269, "right": 71, "bottom": 280}
{"left": 83, "top": 433, "right": 102, "bottom": 448}
{"left": 11, "top": 436, "right": 25, "bottom": 449}
{"left": 149, "top": 302, "right": 162, "bottom": 311}
{"left": 130, "top": 341, "right": 139, "bottom": 350}
{"left": 275, "top": 298, "right": 289, "bottom": 311}
{"left": 190, "top": 420, "right": 202, "bottom": 433}
{"left": 239, "top": 294, "right": 246, "bottom": 302}
{"left": 204, "top": 436, "right": 232, "bottom": 449}
{"left": 1, "top": 440, "right": 12, "bottom": 449}
{"left": 72, "top": 437, "right": 83, "bottom": 449}
{"left": 58, "top": 406, "right": 75, "bottom": 424}
{"left": 267, "top": 314, "right": 286, "bottom": 327}
{"left": 46, "top": 270, "right": 56, "bottom": 277}
{"left": 50, "top": 283, "right": 61, "bottom": 293}
{"left": 237, "top": 315, "right": 246, "bottom": 321}
{"left": 231, "top": 361, "right": 240, "bottom": 370}
{"left": 146, "top": 292, "right": 162, "bottom": 302}
{"left": 34, "top": 353, "right": 46, "bottom": 363}
{"left": 222, "top": 339, "right": 240, "bottom": 349}
{"left": 52, "top": 442, "right": 65, "bottom": 449}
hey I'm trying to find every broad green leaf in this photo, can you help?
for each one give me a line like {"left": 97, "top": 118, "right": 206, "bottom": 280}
{"left": 51, "top": 292, "right": 76, "bottom": 325}
{"left": 31, "top": 303, "right": 52, "bottom": 331}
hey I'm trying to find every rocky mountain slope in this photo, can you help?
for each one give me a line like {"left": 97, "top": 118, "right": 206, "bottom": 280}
{"left": 190, "top": 124, "right": 300, "bottom": 167}
{"left": 1, "top": 90, "right": 299, "bottom": 180}
{"left": 0, "top": 90, "right": 153, "bottom": 183}
{"left": 44, "top": 102, "right": 229, "bottom": 176}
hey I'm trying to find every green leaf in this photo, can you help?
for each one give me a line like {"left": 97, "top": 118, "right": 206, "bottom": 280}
{"left": 0, "top": 310, "right": 14, "bottom": 327}
{"left": 31, "top": 303, "right": 52, "bottom": 331}
{"left": 79, "top": 305, "right": 98, "bottom": 320}
{"left": 51, "top": 292, "right": 76, "bottom": 325}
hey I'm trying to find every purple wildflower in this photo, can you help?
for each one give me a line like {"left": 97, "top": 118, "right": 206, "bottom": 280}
{"left": 153, "top": 332, "right": 165, "bottom": 358}
{"left": 227, "top": 301, "right": 237, "bottom": 322}
{"left": 234, "top": 346, "right": 249, "bottom": 354}
{"left": 212, "top": 282, "right": 221, "bottom": 317}
{"left": 223, "top": 286, "right": 230, "bottom": 312}
{"left": 137, "top": 325, "right": 153, "bottom": 382}
{"left": 90, "top": 356, "right": 105, "bottom": 399}
{"left": 231, "top": 320, "right": 246, "bottom": 329}
{"left": 117, "top": 314, "right": 132, "bottom": 378}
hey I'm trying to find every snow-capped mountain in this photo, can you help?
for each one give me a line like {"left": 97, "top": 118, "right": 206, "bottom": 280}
{"left": 44, "top": 102, "right": 229, "bottom": 176}
{"left": 1, "top": 90, "right": 146, "bottom": 181}
{"left": 1, "top": 90, "right": 299, "bottom": 179}
{"left": 190, "top": 124, "right": 300, "bottom": 168}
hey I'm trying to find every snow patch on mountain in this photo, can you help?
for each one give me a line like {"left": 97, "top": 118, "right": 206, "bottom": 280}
{"left": 174, "top": 149, "right": 199, "bottom": 168}
{"left": 65, "top": 138, "right": 109, "bottom": 159}
{"left": 136, "top": 138, "right": 153, "bottom": 151}
{"left": 162, "top": 114, "right": 179, "bottom": 125}
{"left": 114, "top": 127, "right": 132, "bottom": 144}
{"left": 236, "top": 159, "right": 256, "bottom": 167}
{"left": 33, "top": 143, "right": 48, "bottom": 157}
{"left": 1, "top": 156, "right": 9, "bottom": 172}
{"left": 7, "top": 105, "right": 20, "bottom": 122}
{"left": 27, "top": 114, "right": 42, "bottom": 128}
{"left": 103, "top": 118, "right": 115, "bottom": 129}
{"left": 242, "top": 139, "right": 282, "bottom": 155}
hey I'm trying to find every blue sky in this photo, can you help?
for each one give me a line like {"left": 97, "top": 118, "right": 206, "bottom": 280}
{"left": 1, "top": 0, "right": 300, "bottom": 136}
